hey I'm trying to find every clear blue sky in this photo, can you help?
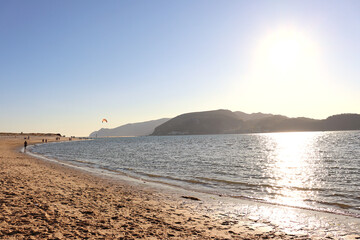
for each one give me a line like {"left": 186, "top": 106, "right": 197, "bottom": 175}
{"left": 1, "top": 0, "right": 359, "bottom": 136}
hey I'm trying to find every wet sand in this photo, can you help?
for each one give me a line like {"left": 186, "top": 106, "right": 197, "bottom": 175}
{"left": 0, "top": 134, "right": 359, "bottom": 239}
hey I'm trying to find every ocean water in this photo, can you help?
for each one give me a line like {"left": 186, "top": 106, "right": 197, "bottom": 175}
{"left": 30, "top": 131, "right": 360, "bottom": 218}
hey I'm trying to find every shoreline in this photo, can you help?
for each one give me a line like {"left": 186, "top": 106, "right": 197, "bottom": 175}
{"left": 28, "top": 143, "right": 360, "bottom": 219}
{"left": 28, "top": 140, "right": 360, "bottom": 238}
{"left": 28, "top": 136, "right": 360, "bottom": 219}
{"left": 1, "top": 135, "right": 359, "bottom": 239}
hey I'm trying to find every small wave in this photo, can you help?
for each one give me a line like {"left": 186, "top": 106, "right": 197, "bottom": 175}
{"left": 143, "top": 173, "right": 164, "bottom": 178}
{"left": 195, "top": 177, "right": 274, "bottom": 188}
{"left": 323, "top": 192, "right": 357, "bottom": 199}
{"left": 195, "top": 177, "right": 324, "bottom": 193}
{"left": 71, "top": 159, "right": 96, "bottom": 165}
{"left": 133, "top": 172, "right": 209, "bottom": 186}
{"left": 289, "top": 186, "right": 326, "bottom": 192}
{"left": 232, "top": 195, "right": 360, "bottom": 218}
{"left": 307, "top": 199, "right": 353, "bottom": 209}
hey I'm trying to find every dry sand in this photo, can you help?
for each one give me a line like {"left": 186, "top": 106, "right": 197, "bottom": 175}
{"left": 0, "top": 134, "right": 357, "bottom": 239}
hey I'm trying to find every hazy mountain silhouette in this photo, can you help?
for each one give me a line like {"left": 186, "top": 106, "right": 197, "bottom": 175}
{"left": 151, "top": 110, "right": 243, "bottom": 135}
{"left": 321, "top": 114, "right": 360, "bottom": 131}
{"left": 151, "top": 110, "right": 360, "bottom": 135}
{"left": 89, "top": 118, "right": 170, "bottom": 137}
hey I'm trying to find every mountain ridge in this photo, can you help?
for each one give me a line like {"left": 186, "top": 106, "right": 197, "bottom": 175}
{"left": 151, "top": 110, "right": 360, "bottom": 135}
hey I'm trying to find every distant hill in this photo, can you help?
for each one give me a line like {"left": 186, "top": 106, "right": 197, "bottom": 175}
{"left": 321, "top": 114, "right": 360, "bottom": 131}
{"left": 151, "top": 110, "right": 360, "bottom": 135}
{"left": 89, "top": 118, "right": 170, "bottom": 137}
{"left": 152, "top": 110, "right": 243, "bottom": 135}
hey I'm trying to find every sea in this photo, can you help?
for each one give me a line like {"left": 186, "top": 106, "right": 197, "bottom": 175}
{"left": 30, "top": 131, "right": 360, "bottom": 220}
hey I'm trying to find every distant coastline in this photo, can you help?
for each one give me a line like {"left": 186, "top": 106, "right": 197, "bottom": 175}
{"left": 88, "top": 109, "right": 360, "bottom": 137}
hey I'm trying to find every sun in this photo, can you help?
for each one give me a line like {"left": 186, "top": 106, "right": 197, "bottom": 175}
{"left": 267, "top": 32, "right": 302, "bottom": 71}
{"left": 255, "top": 27, "right": 318, "bottom": 76}
{"left": 240, "top": 26, "right": 323, "bottom": 111}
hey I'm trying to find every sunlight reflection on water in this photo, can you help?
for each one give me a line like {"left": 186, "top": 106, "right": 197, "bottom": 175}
{"left": 264, "top": 132, "right": 321, "bottom": 209}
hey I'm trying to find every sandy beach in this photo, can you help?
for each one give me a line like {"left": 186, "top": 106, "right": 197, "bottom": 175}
{"left": 0, "top": 134, "right": 359, "bottom": 239}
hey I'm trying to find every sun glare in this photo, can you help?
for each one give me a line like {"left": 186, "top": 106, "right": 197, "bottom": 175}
{"left": 258, "top": 28, "right": 318, "bottom": 75}
{"left": 241, "top": 26, "right": 324, "bottom": 111}
{"left": 267, "top": 33, "right": 301, "bottom": 71}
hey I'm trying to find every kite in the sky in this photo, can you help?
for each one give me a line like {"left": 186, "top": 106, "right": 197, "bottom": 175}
{"left": 102, "top": 118, "right": 108, "bottom": 123}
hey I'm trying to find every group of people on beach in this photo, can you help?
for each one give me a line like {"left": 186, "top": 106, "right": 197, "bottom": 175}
{"left": 22, "top": 136, "right": 71, "bottom": 153}
{"left": 23, "top": 138, "right": 50, "bottom": 152}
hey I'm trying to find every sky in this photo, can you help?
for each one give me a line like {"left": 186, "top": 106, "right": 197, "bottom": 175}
{"left": 1, "top": 0, "right": 359, "bottom": 137}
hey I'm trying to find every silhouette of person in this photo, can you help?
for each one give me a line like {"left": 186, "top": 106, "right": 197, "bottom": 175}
{"left": 24, "top": 141, "right": 27, "bottom": 152}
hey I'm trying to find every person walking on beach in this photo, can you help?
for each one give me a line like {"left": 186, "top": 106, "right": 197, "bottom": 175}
{"left": 24, "top": 141, "right": 27, "bottom": 152}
